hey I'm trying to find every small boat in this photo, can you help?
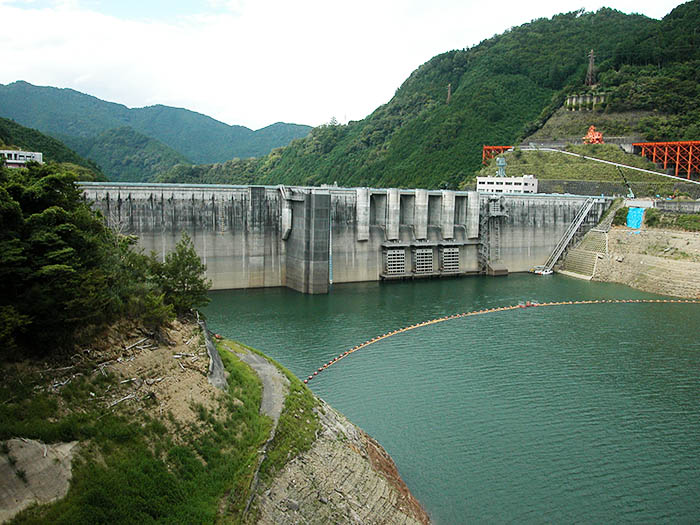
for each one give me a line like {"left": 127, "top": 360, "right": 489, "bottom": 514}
{"left": 533, "top": 267, "right": 553, "bottom": 276}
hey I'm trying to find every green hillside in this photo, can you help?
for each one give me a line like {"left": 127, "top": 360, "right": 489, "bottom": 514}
{"left": 0, "top": 82, "right": 312, "bottom": 179}
{"left": 162, "top": 1, "right": 699, "bottom": 188}
{"left": 61, "top": 127, "right": 190, "bottom": 182}
{"left": 478, "top": 144, "right": 667, "bottom": 182}
{"left": 0, "top": 117, "right": 102, "bottom": 179}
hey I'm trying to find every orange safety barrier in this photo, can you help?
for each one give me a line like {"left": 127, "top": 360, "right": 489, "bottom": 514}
{"left": 633, "top": 141, "right": 700, "bottom": 179}
{"left": 301, "top": 299, "right": 700, "bottom": 384}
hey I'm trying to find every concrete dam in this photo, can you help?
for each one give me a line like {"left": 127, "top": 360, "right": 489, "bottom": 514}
{"left": 79, "top": 183, "right": 611, "bottom": 294}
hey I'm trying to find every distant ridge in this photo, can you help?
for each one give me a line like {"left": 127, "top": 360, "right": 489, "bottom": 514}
{"left": 0, "top": 81, "right": 312, "bottom": 181}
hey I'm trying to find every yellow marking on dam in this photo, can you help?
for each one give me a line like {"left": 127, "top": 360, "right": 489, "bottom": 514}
{"left": 303, "top": 299, "right": 700, "bottom": 383}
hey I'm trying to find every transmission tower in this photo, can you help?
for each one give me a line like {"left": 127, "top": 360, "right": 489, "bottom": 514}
{"left": 585, "top": 49, "right": 596, "bottom": 86}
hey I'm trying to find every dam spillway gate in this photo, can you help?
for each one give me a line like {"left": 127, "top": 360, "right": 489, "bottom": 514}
{"left": 79, "top": 183, "right": 611, "bottom": 294}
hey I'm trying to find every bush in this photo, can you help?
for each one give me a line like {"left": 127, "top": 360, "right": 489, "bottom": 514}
{"left": 644, "top": 207, "right": 660, "bottom": 227}
{"left": 675, "top": 214, "right": 700, "bottom": 232}
{"left": 612, "top": 207, "right": 629, "bottom": 226}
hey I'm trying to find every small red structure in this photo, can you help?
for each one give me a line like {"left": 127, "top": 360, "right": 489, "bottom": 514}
{"left": 482, "top": 145, "right": 513, "bottom": 165}
{"left": 633, "top": 141, "right": 700, "bottom": 179}
{"left": 583, "top": 125, "right": 604, "bottom": 144}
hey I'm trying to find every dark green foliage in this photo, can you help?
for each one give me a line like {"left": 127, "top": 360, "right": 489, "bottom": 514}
{"left": 61, "top": 127, "right": 190, "bottom": 182}
{"left": 612, "top": 207, "right": 630, "bottom": 226}
{"left": 149, "top": 233, "right": 212, "bottom": 315}
{"left": 644, "top": 207, "right": 661, "bottom": 227}
{"left": 643, "top": 211, "right": 700, "bottom": 231}
{"left": 0, "top": 81, "right": 311, "bottom": 181}
{"left": 0, "top": 164, "right": 208, "bottom": 357}
{"left": 0, "top": 117, "right": 102, "bottom": 178}
{"left": 675, "top": 214, "right": 700, "bottom": 231}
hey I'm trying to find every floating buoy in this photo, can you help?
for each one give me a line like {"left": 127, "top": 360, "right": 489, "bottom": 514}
{"left": 303, "top": 298, "right": 700, "bottom": 381}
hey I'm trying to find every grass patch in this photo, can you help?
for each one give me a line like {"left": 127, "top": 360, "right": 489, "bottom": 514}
{"left": 258, "top": 372, "right": 320, "bottom": 487}
{"left": 4, "top": 333, "right": 272, "bottom": 524}
{"left": 479, "top": 144, "right": 669, "bottom": 182}
{"left": 221, "top": 341, "right": 321, "bottom": 489}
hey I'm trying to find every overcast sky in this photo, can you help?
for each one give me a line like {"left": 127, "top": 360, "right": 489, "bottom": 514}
{"left": 0, "top": 0, "right": 687, "bottom": 130}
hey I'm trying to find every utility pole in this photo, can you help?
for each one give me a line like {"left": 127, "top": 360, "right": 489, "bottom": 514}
{"left": 585, "top": 49, "right": 596, "bottom": 86}
{"left": 446, "top": 83, "right": 452, "bottom": 105}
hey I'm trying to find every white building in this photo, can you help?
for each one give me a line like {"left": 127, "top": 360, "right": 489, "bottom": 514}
{"left": 476, "top": 174, "right": 537, "bottom": 194}
{"left": 1, "top": 150, "right": 43, "bottom": 168}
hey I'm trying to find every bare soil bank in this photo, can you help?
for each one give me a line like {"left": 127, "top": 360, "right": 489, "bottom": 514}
{"left": 594, "top": 227, "right": 700, "bottom": 298}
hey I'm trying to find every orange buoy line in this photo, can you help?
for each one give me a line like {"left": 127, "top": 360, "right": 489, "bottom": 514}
{"left": 302, "top": 299, "right": 700, "bottom": 384}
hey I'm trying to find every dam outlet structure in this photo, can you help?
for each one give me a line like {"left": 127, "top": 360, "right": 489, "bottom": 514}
{"left": 79, "top": 183, "right": 611, "bottom": 294}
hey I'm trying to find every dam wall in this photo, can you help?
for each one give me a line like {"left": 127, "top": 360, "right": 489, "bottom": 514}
{"left": 79, "top": 183, "right": 610, "bottom": 293}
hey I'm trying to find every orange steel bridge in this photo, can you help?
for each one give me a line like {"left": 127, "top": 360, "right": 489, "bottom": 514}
{"left": 482, "top": 145, "right": 512, "bottom": 164}
{"left": 633, "top": 141, "right": 700, "bottom": 179}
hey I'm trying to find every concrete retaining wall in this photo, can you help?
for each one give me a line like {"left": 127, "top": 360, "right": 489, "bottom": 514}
{"left": 538, "top": 180, "right": 700, "bottom": 199}
{"left": 655, "top": 201, "right": 700, "bottom": 214}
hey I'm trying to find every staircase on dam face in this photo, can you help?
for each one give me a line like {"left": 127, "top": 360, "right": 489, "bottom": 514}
{"left": 535, "top": 197, "right": 596, "bottom": 274}
{"left": 558, "top": 230, "right": 607, "bottom": 279}
{"left": 557, "top": 200, "right": 622, "bottom": 279}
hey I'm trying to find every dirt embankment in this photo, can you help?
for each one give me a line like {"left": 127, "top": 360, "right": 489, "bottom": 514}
{"left": 594, "top": 227, "right": 700, "bottom": 298}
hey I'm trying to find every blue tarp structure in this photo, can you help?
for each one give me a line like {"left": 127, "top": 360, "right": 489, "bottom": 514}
{"left": 626, "top": 207, "right": 645, "bottom": 229}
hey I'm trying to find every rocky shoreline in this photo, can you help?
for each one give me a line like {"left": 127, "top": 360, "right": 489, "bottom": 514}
{"left": 257, "top": 399, "right": 431, "bottom": 525}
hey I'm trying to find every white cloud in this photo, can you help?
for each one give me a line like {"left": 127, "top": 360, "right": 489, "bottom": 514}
{"left": 0, "top": 0, "right": 687, "bottom": 129}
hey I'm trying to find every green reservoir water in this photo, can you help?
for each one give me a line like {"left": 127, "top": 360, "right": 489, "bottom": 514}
{"left": 205, "top": 274, "right": 700, "bottom": 524}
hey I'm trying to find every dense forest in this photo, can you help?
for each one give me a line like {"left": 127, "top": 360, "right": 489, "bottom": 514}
{"left": 159, "top": 1, "right": 699, "bottom": 188}
{"left": 0, "top": 82, "right": 312, "bottom": 181}
{"left": 0, "top": 162, "right": 210, "bottom": 358}
{"left": 63, "top": 126, "right": 191, "bottom": 183}
{"left": 0, "top": 117, "right": 102, "bottom": 178}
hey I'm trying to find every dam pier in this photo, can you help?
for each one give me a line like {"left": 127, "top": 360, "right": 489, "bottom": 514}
{"left": 80, "top": 183, "right": 611, "bottom": 294}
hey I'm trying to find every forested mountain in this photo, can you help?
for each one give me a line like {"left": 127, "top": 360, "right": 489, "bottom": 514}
{"left": 161, "top": 1, "right": 699, "bottom": 188}
{"left": 60, "top": 127, "right": 190, "bottom": 183}
{"left": 0, "top": 81, "right": 312, "bottom": 180}
{"left": 0, "top": 116, "right": 103, "bottom": 178}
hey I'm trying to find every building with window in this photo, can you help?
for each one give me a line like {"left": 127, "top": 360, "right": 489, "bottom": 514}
{"left": 476, "top": 174, "right": 537, "bottom": 194}
{"left": 1, "top": 150, "right": 43, "bottom": 168}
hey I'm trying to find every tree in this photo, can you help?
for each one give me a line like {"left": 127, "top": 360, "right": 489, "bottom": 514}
{"left": 150, "top": 233, "right": 211, "bottom": 315}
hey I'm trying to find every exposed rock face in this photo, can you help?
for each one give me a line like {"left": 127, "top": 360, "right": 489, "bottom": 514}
{"left": 0, "top": 439, "right": 78, "bottom": 523}
{"left": 257, "top": 400, "right": 431, "bottom": 525}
